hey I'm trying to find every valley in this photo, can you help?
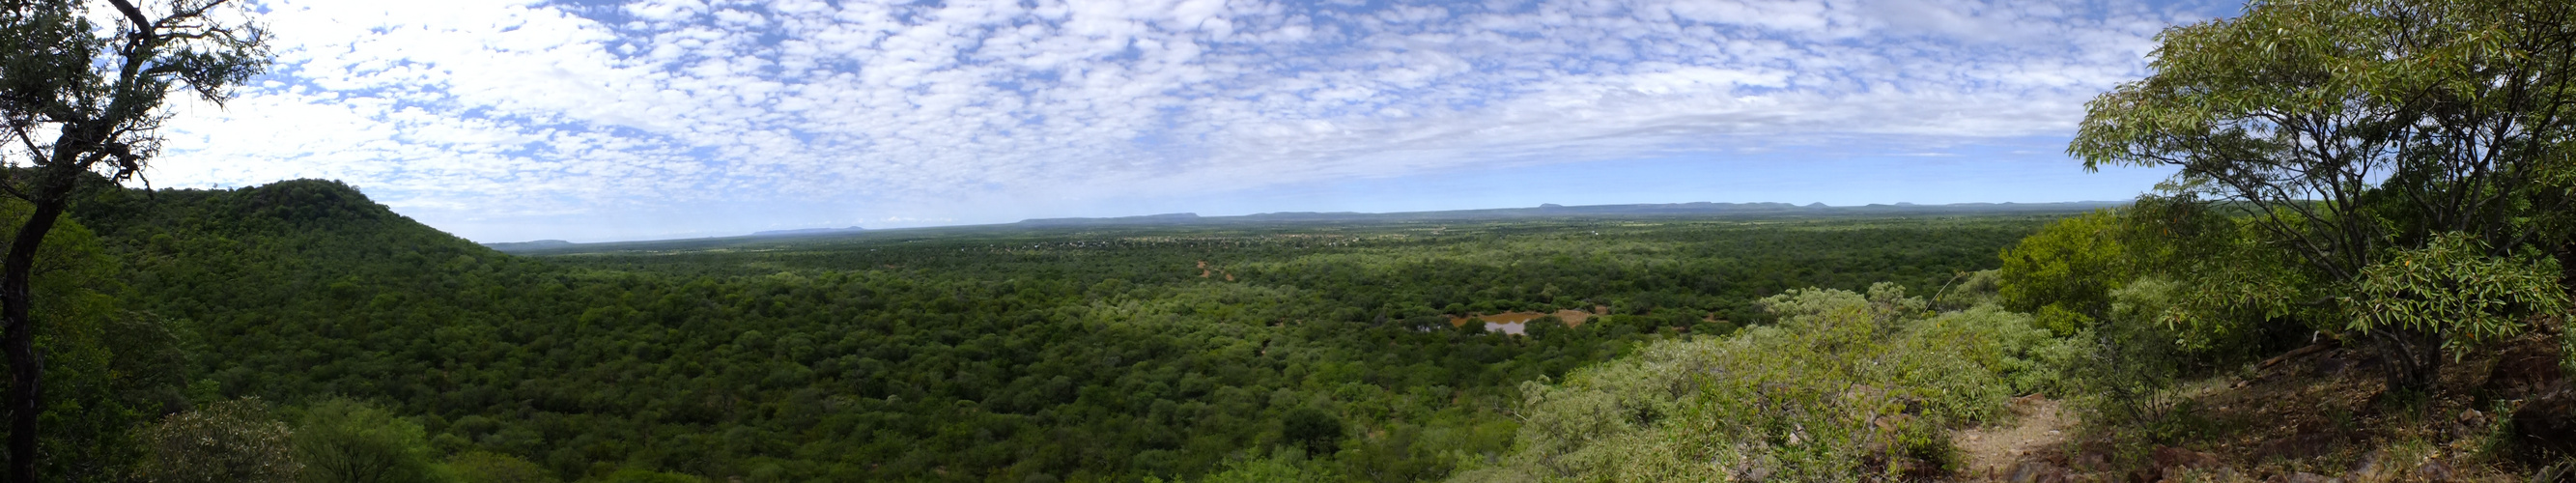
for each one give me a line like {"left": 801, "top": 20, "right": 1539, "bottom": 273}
{"left": 65, "top": 180, "right": 2060, "bottom": 482}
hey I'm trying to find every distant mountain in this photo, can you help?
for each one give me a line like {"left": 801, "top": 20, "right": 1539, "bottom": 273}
{"left": 750, "top": 226, "right": 865, "bottom": 237}
{"left": 482, "top": 240, "right": 576, "bottom": 251}
{"left": 1001, "top": 201, "right": 2119, "bottom": 227}
{"left": 1015, "top": 213, "right": 1201, "bottom": 227}
{"left": 485, "top": 200, "right": 2124, "bottom": 253}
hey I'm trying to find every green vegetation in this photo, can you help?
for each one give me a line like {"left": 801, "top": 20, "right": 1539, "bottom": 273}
{"left": 2072, "top": 0, "right": 2576, "bottom": 390}
{"left": 0, "top": 2, "right": 2562, "bottom": 480}
{"left": 34, "top": 179, "right": 2056, "bottom": 482}
{"left": 0, "top": 0, "right": 271, "bottom": 476}
{"left": 1453, "top": 283, "right": 2064, "bottom": 481}
{"left": 1458, "top": 0, "right": 2576, "bottom": 479}
{"left": 136, "top": 398, "right": 300, "bottom": 483}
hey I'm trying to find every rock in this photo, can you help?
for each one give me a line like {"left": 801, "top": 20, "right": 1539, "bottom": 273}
{"left": 2345, "top": 449, "right": 2385, "bottom": 481}
{"left": 2005, "top": 461, "right": 2068, "bottom": 483}
{"left": 2153, "top": 446, "right": 2233, "bottom": 482}
{"left": 1736, "top": 462, "right": 1773, "bottom": 482}
{"left": 2073, "top": 451, "right": 2109, "bottom": 471}
{"left": 2153, "top": 446, "right": 2222, "bottom": 469}
{"left": 2482, "top": 337, "right": 2563, "bottom": 400}
{"left": 2517, "top": 388, "right": 2576, "bottom": 459}
{"left": 2414, "top": 460, "right": 2455, "bottom": 482}
{"left": 2266, "top": 472, "right": 2335, "bottom": 483}
{"left": 2252, "top": 433, "right": 2337, "bottom": 462}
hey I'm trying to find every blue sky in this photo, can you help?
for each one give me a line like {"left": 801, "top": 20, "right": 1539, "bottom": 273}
{"left": 156, "top": 0, "right": 2243, "bottom": 242}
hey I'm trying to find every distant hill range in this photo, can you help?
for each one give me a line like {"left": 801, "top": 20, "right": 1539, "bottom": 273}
{"left": 1007, "top": 201, "right": 2119, "bottom": 227}
{"left": 750, "top": 226, "right": 866, "bottom": 237}
{"left": 482, "top": 200, "right": 2121, "bottom": 253}
{"left": 480, "top": 240, "right": 575, "bottom": 251}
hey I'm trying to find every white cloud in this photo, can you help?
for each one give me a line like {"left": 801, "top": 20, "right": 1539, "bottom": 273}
{"left": 152, "top": 0, "right": 2233, "bottom": 241}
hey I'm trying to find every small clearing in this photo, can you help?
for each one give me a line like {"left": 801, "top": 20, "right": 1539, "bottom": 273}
{"left": 1446, "top": 309, "right": 1598, "bottom": 335}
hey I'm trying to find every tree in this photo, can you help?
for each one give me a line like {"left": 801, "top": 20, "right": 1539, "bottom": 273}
{"left": 444, "top": 452, "right": 554, "bottom": 483}
{"left": 1280, "top": 407, "right": 1344, "bottom": 456}
{"left": 1996, "top": 210, "right": 2132, "bottom": 335}
{"left": 0, "top": 0, "right": 268, "bottom": 478}
{"left": 598, "top": 469, "right": 700, "bottom": 483}
{"left": 2072, "top": 0, "right": 2576, "bottom": 390}
{"left": 138, "top": 398, "right": 299, "bottom": 483}
{"left": 293, "top": 399, "right": 449, "bottom": 483}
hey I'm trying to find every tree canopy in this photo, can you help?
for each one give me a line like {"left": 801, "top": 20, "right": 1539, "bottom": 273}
{"left": 2071, "top": 0, "right": 2576, "bottom": 389}
{"left": 1, "top": 0, "right": 268, "bottom": 477}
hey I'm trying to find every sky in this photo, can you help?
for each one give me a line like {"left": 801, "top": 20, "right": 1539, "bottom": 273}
{"left": 152, "top": 0, "right": 2246, "bottom": 242}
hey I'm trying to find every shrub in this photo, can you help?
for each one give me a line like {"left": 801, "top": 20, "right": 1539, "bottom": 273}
{"left": 446, "top": 451, "right": 555, "bottom": 483}
{"left": 137, "top": 398, "right": 300, "bottom": 483}
{"left": 1998, "top": 211, "right": 2132, "bottom": 323}
{"left": 293, "top": 398, "right": 449, "bottom": 483}
{"left": 1281, "top": 407, "right": 1345, "bottom": 455}
{"left": 2348, "top": 233, "right": 2568, "bottom": 389}
{"left": 1457, "top": 285, "right": 2051, "bottom": 481}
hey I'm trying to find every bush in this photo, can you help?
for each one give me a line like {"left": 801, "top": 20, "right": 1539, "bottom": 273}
{"left": 446, "top": 451, "right": 555, "bottom": 483}
{"left": 2348, "top": 233, "right": 2568, "bottom": 388}
{"left": 2056, "top": 277, "right": 2190, "bottom": 427}
{"left": 1281, "top": 407, "right": 1345, "bottom": 455}
{"left": 600, "top": 469, "right": 702, "bottom": 483}
{"left": 138, "top": 398, "right": 300, "bottom": 483}
{"left": 1183, "top": 449, "right": 1339, "bottom": 483}
{"left": 1998, "top": 211, "right": 2132, "bottom": 323}
{"left": 294, "top": 398, "right": 449, "bottom": 483}
{"left": 1457, "top": 285, "right": 2052, "bottom": 481}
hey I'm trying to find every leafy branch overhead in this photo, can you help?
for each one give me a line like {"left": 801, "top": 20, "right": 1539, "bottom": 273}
{"left": 2348, "top": 232, "right": 2567, "bottom": 359}
{"left": 1, "top": 0, "right": 268, "bottom": 480}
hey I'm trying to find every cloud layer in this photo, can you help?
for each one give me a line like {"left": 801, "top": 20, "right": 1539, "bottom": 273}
{"left": 155, "top": 0, "right": 2234, "bottom": 241}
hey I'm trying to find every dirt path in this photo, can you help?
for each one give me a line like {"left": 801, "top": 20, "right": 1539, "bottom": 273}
{"left": 1953, "top": 395, "right": 2069, "bottom": 480}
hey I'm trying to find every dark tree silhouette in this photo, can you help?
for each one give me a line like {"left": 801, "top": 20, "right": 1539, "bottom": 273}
{"left": 0, "top": 0, "right": 267, "bottom": 478}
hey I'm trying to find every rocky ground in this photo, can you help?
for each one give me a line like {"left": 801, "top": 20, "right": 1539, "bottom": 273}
{"left": 1950, "top": 334, "right": 2576, "bottom": 482}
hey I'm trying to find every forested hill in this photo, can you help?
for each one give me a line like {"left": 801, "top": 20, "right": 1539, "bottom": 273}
{"left": 62, "top": 179, "right": 2060, "bottom": 482}
{"left": 71, "top": 179, "right": 538, "bottom": 348}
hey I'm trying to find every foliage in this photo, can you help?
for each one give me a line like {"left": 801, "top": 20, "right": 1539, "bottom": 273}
{"left": 1457, "top": 285, "right": 2052, "bottom": 482}
{"left": 0, "top": 0, "right": 269, "bottom": 477}
{"left": 293, "top": 398, "right": 450, "bottom": 483}
{"left": 136, "top": 398, "right": 299, "bottom": 483}
{"left": 1280, "top": 407, "right": 1345, "bottom": 456}
{"left": 2351, "top": 233, "right": 2567, "bottom": 351}
{"left": 1185, "top": 450, "right": 1341, "bottom": 483}
{"left": 1997, "top": 210, "right": 2132, "bottom": 331}
{"left": 2150, "top": 208, "right": 2334, "bottom": 356}
{"left": 53, "top": 181, "right": 2055, "bottom": 481}
{"left": 0, "top": 197, "right": 192, "bottom": 482}
{"left": 445, "top": 452, "right": 554, "bottom": 483}
{"left": 2349, "top": 232, "right": 2568, "bottom": 383}
{"left": 595, "top": 469, "right": 701, "bottom": 483}
{"left": 2071, "top": 0, "right": 2576, "bottom": 389}
{"left": 2050, "top": 278, "right": 2194, "bottom": 429}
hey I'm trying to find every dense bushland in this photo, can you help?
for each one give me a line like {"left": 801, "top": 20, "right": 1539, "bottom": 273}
{"left": 36, "top": 179, "right": 2051, "bottom": 482}
{"left": 1447, "top": 282, "right": 2069, "bottom": 481}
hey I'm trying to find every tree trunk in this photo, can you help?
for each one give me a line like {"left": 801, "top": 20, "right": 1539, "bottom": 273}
{"left": 1, "top": 195, "right": 66, "bottom": 483}
{"left": 2370, "top": 328, "right": 2443, "bottom": 397}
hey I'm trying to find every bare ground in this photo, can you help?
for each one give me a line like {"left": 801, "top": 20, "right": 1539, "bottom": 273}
{"left": 1954, "top": 394, "right": 2071, "bottom": 481}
